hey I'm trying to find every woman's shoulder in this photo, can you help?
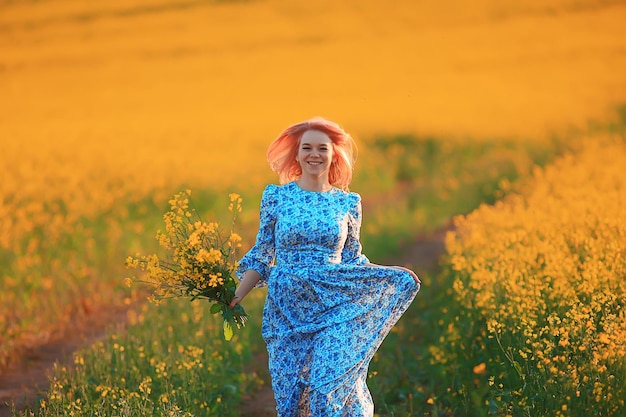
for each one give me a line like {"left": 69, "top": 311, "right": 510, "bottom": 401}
{"left": 334, "top": 188, "right": 362, "bottom": 205}
{"left": 262, "top": 183, "right": 280, "bottom": 194}
{"left": 261, "top": 182, "right": 292, "bottom": 201}
{"left": 260, "top": 183, "right": 280, "bottom": 205}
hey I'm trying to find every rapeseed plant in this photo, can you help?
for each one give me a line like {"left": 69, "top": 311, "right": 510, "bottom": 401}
{"left": 436, "top": 135, "right": 626, "bottom": 416}
{"left": 126, "top": 191, "right": 247, "bottom": 340}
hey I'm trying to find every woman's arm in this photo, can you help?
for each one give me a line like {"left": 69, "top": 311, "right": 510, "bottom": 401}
{"left": 229, "top": 185, "right": 277, "bottom": 309}
{"left": 229, "top": 269, "right": 262, "bottom": 308}
{"left": 341, "top": 195, "right": 371, "bottom": 265}
{"left": 365, "top": 262, "right": 421, "bottom": 284}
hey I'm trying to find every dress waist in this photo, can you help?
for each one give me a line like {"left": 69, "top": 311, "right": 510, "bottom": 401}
{"left": 275, "top": 250, "right": 341, "bottom": 265}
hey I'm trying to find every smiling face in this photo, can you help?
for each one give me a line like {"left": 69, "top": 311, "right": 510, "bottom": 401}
{"left": 297, "top": 129, "right": 334, "bottom": 180}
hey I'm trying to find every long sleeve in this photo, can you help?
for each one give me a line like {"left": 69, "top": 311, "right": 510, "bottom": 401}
{"left": 236, "top": 184, "right": 278, "bottom": 287}
{"left": 341, "top": 193, "right": 370, "bottom": 265}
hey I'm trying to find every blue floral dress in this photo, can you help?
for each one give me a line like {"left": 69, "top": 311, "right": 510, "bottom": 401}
{"left": 237, "top": 182, "right": 419, "bottom": 417}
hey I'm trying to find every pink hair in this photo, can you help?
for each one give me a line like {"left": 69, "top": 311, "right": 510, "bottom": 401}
{"left": 266, "top": 117, "right": 357, "bottom": 189}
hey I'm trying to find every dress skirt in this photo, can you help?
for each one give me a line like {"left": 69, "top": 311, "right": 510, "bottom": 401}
{"left": 264, "top": 264, "right": 419, "bottom": 417}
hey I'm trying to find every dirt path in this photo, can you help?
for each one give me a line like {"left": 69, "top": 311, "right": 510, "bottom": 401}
{"left": 237, "top": 224, "right": 452, "bottom": 417}
{"left": 0, "top": 305, "right": 133, "bottom": 417}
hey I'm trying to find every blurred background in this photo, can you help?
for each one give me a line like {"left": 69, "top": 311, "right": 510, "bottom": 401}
{"left": 2, "top": 0, "right": 626, "bottom": 186}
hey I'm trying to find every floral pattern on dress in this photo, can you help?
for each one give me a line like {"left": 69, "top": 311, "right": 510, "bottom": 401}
{"left": 237, "top": 181, "right": 419, "bottom": 417}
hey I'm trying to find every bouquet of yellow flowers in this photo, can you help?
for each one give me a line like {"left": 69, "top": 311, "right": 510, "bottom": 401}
{"left": 125, "top": 190, "right": 247, "bottom": 340}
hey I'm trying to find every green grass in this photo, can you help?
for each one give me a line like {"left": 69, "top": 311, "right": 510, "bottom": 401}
{"left": 355, "top": 133, "right": 561, "bottom": 261}
{"left": 16, "top": 294, "right": 266, "bottom": 417}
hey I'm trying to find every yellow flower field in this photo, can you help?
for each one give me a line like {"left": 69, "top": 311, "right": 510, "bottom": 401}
{"left": 2, "top": 0, "right": 626, "bottom": 142}
{"left": 15, "top": 296, "right": 265, "bottom": 417}
{"left": 438, "top": 135, "right": 626, "bottom": 415}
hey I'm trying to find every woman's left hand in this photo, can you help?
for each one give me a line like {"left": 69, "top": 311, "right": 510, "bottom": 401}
{"left": 389, "top": 265, "right": 421, "bottom": 284}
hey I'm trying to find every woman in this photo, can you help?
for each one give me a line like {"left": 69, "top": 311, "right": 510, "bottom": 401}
{"left": 230, "top": 117, "right": 420, "bottom": 416}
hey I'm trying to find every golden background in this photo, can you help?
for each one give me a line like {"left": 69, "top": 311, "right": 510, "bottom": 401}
{"left": 1, "top": 0, "right": 625, "bottom": 185}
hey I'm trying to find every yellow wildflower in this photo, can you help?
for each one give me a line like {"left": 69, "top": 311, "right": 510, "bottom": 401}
{"left": 195, "top": 248, "right": 222, "bottom": 264}
{"left": 473, "top": 363, "right": 487, "bottom": 374}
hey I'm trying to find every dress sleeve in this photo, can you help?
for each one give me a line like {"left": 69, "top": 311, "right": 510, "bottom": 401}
{"left": 236, "top": 184, "right": 277, "bottom": 287}
{"left": 341, "top": 193, "right": 370, "bottom": 265}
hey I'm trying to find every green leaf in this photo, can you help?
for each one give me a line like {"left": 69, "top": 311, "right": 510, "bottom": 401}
{"left": 210, "top": 303, "right": 223, "bottom": 314}
{"left": 223, "top": 320, "right": 234, "bottom": 341}
{"left": 232, "top": 304, "right": 246, "bottom": 315}
{"left": 512, "top": 360, "right": 525, "bottom": 380}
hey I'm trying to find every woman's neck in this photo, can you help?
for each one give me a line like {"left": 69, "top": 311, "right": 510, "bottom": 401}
{"left": 296, "top": 177, "right": 332, "bottom": 192}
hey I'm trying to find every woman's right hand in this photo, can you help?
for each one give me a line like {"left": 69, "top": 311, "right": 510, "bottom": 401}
{"left": 229, "top": 295, "right": 242, "bottom": 309}
{"left": 228, "top": 270, "right": 262, "bottom": 309}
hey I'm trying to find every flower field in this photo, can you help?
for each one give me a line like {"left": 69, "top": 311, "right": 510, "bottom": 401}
{"left": 4, "top": 133, "right": 558, "bottom": 416}
{"left": 3, "top": 121, "right": 624, "bottom": 417}
{"left": 0, "top": 136, "right": 259, "bottom": 369}
{"left": 8, "top": 124, "right": 625, "bottom": 416}
{"left": 15, "top": 296, "right": 265, "bottom": 417}
{"left": 426, "top": 135, "right": 626, "bottom": 416}
{"left": 3, "top": 0, "right": 626, "bottom": 415}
